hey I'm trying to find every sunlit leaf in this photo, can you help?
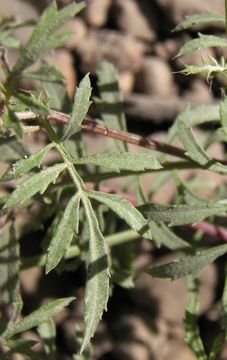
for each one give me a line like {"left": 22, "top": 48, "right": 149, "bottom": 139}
{"left": 46, "top": 193, "right": 80, "bottom": 273}
{"left": 5, "top": 297, "right": 75, "bottom": 338}
{"left": 173, "top": 12, "right": 225, "bottom": 32}
{"left": 81, "top": 197, "right": 109, "bottom": 353}
{"left": 76, "top": 152, "right": 162, "bottom": 172}
{"left": 177, "top": 33, "right": 227, "bottom": 57}
{"left": 13, "top": 1, "right": 85, "bottom": 72}
{"left": 88, "top": 190, "right": 147, "bottom": 232}
{"left": 63, "top": 74, "right": 92, "bottom": 140}
{"left": 4, "top": 163, "right": 66, "bottom": 209}
{"left": 147, "top": 243, "right": 227, "bottom": 279}
{"left": 37, "top": 319, "right": 56, "bottom": 359}
{"left": 1, "top": 143, "right": 54, "bottom": 182}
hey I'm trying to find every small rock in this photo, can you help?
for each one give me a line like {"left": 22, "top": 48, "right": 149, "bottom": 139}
{"left": 63, "top": 18, "right": 87, "bottom": 50}
{"left": 113, "top": 0, "right": 156, "bottom": 41}
{"left": 78, "top": 30, "right": 147, "bottom": 73}
{"left": 135, "top": 56, "right": 178, "bottom": 96}
{"left": 84, "top": 0, "right": 112, "bottom": 27}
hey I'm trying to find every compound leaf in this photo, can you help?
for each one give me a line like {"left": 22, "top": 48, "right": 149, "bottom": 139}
{"left": 63, "top": 74, "right": 92, "bottom": 140}
{"left": 1, "top": 143, "right": 54, "bottom": 182}
{"left": 147, "top": 243, "right": 227, "bottom": 279}
{"left": 138, "top": 202, "right": 227, "bottom": 226}
{"left": 76, "top": 152, "right": 162, "bottom": 172}
{"left": 177, "top": 33, "right": 227, "bottom": 57}
{"left": 81, "top": 197, "right": 109, "bottom": 353}
{"left": 13, "top": 1, "right": 85, "bottom": 72}
{"left": 88, "top": 190, "right": 147, "bottom": 233}
{"left": 4, "top": 163, "right": 66, "bottom": 209}
{"left": 46, "top": 193, "right": 80, "bottom": 273}
{"left": 5, "top": 297, "right": 75, "bottom": 338}
{"left": 173, "top": 12, "right": 225, "bottom": 32}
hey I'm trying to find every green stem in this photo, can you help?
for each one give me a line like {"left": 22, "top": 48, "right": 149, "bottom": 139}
{"left": 20, "top": 230, "right": 140, "bottom": 270}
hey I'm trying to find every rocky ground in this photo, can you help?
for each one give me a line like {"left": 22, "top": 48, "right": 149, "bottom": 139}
{"left": 1, "top": 1, "right": 227, "bottom": 359}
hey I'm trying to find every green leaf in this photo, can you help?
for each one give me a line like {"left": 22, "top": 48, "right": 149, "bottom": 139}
{"left": 5, "top": 339, "right": 39, "bottom": 359}
{"left": 208, "top": 333, "right": 225, "bottom": 360}
{"left": 62, "top": 74, "right": 92, "bottom": 140}
{"left": 37, "top": 319, "right": 56, "bottom": 359}
{"left": 14, "top": 92, "right": 49, "bottom": 117}
{"left": 4, "top": 163, "right": 66, "bottom": 209}
{"left": 138, "top": 202, "right": 227, "bottom": 226}
{"left": 177, "top": 33, "right": 227, "bottom": 57}
{"left": 2, "top": 110, "right": 23, "bottom": 138}
{"left": 5, "top": 297, "right": 75, "bottom": 338}
{"left": 96, "top": 60, "right": 127, "bottom": 150}
{"left": 0, "top": 222, "right": 19, "bottom": 304}
{"left": 0, "top": 138, "right": 29, "bottom": 162}
{"left": 13, "top": 1, "right": 85, "bottom": 72}
{"left": 1, "top": 143, "right": 54, "bottom": 182}
{"left": 46, "top": 193, "right": 80, "bottom": 273}
{"left": 147, "top": 243, "right": 227, "bottom": 279}
{"left": 220, "top": 98, "right": 227, "bottom": 128}
{"left": 143, "top": 220, "right": 190, "bottom": 250}
{"left": 88, "top": 190, "right": 147, "bottom": 233}
{"left": 21, "top": 63, "right": 65, "bottom": 83}
{"left": 184, "top": 277, "right": 208, "bottom": 360}
{"left": 173, "top": 12, "right": 225, "bottom": 32}
{"left": 177, "top": 108, "right": 227, "bottom": 174}
{"left": 81, "top": 197, "right": 109, "bottom": 353}
{"left": 76, "top": 151, "right": 162, "bottom": 172}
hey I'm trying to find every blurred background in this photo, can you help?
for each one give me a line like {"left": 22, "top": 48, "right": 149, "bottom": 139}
{"left": 1, "top": 1, "right": 227, "bottom": 359}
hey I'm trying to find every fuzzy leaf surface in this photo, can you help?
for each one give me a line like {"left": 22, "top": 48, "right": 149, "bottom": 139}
{"left": 173, "top": 12, "right": 225, "bottom": 32}
{"left": 46, "top": 193, "right": 80, "bottom": 273}
{"left": 1, "top": 143, "right": 54, "bottom": 182}
{"left": 0, "top": 138, "right": 29, "bottom": 162}
{"left": 63, "top": 74, "right": 92, "bottom": 140}
{"left": 4, "top": 163, "right": 66, "bottom": 208}
{"left": 15, "top": 92, "right": 49, "bottom": 117}
{"left": 177, "top": 33, "right": 227, "bottom": 56}
{"left": 88, "top": 190, "right": 147, "bottom": 233}
{"left": 81, "top": 197, "right": 109, "bottom": 353}
{"left": 13, "top": 1, "right": 85, "bottom": 72}
{"left": 76, "top": 152, "right": 162, "bottom": 172}
{"left": 22, "top": 63, "right": 65, "bottom": 83}
{"left": 177, "top": 108, "right": 227, "bottom": 173}
{"left": 147, "top": 243, "right": 227, "bottom": 279}
{"left": 138, "top": 203, "right": 227, "bottom": 226}
{"left": 6, "top": 297, "right": 75, "bottom": 338}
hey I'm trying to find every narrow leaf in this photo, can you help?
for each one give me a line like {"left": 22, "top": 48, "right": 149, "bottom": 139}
{"left": 4, "top": 163, "right": 66, "bottom": 209}
{"left": 220, "top": 98, "right": 227, "bottom": 128}
{"left": 0, "top": 138, "right": 29, "bottom": 162}
{"left": 138, "top": 202, "right": 227, "bottom": 226}
{"left": 147, "top": 243, "right": 227, "bottom": 279}
{"left": 21, "top": 63, "right": 65, "bottom": 83}
{"left": 184, "top": 277, "right": 208, "bottom": 360}
{"left": 13, "top": 1, "right": 85, "bottom": 72}
{"left": 173, "top": 13, "right": 225, "bottom": 32}
{"left": 46, "top": 193, "right": 80, "bottom": 273}
{"left": 76, "top": 152, "right": 162, "bottom": 172}
{"left": 37, "top": 319, "right": 56, "bottom": 358}
{"left": 2, "top": 110, "right": 23, "bottom": 138}
{"left": 63, "top": 74, "right": 92, "bottom": 140}
{"left": 1, "top": 143, "right": 54, "bottom": 182}
{"left": 88, "top": 190, "right": 147, "bottom": 233}
{"left": 81, "top": 197, "right": 109, "bottom": 353}
{"left": 96, "top": 60, "right": 127, "bottom": 150}
{"left": 15, "top": 92, "right": 49, "bottom": 117}
{"left": 177, "top": 33, "right": 227, "bottom": 57}
{"left": 143, "top": 220, "right": 190, "bottom": 250}
{"left": 177, "top": 108, "right": 227, "bottom": 174}
{"left": 5, "top": 297, "right": 75, "bottom": 338}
